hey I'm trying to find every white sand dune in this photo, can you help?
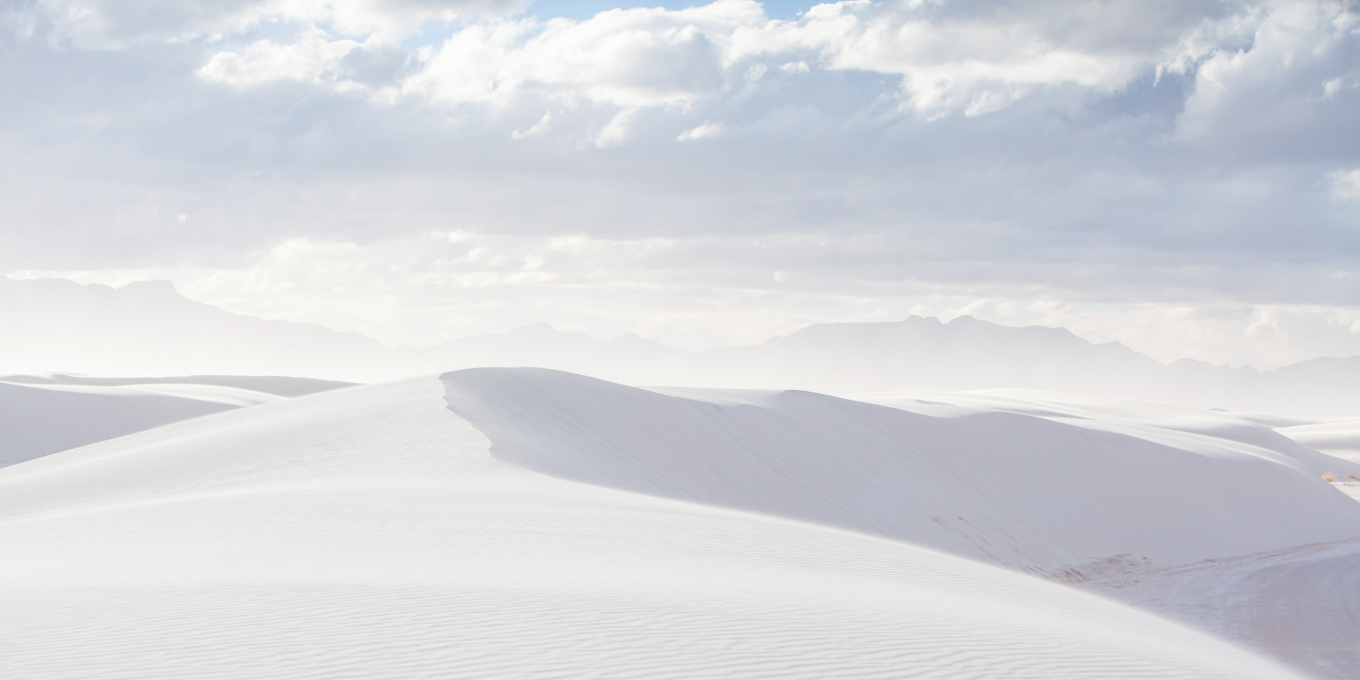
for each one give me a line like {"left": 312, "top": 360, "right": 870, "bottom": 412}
{"left": 0, "top": 373, "right": 1310, "bottom": 679}
{"left": 0, "top": 380, "right": 281, "bottom": 467}
{"left": 856, "top": 389, "right": 1360, "bottom": 485}
{"left": 446, "top": 369, "right": 1360, "bottom": 576}
{"left": 1092, "top": 539, "right": 1360, "bottom": 680}
{"left": 1276, "top": 421, "right": 1360, "bottom": 464}
{"left": 0, "top": 373, "right": 354, "bottom": 398}
{"left": 0, "top": 374, "right": 352, "bottom": 468}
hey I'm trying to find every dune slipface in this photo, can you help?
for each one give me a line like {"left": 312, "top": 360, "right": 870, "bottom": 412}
{"left": 0, "top": 374, "right": 1309, "bottom": 679}
{"left": 442, "top": 368, "right": 1360, "bottom": 576}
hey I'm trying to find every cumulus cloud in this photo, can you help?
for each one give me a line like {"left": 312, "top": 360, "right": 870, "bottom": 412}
{"left": 155, "top": 0, "right": 1354, "bottom": 145}
{"left": 175, "top": 0, "right": 1280, "bottom": 120}
{"left": 1176, "top": 0, "right": 1360, "bottom": 153}
{"left": 199, "top": 32, "right": 362, "bottom": 87}
{"left": 19, "top": 0, "right": 1351, "bottom": 125}
{"left": 732, "top": 0, "right": 1231, "bottom": 117}
{"left": 402, "top": 3, "right": 749, "bottom": 110}
{"left": 3, "top": 0, "right": 1360, "bottom": 367}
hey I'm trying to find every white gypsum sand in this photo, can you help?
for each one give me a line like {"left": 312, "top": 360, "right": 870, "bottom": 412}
{"left": 847, "top": 388, "right": 1360, "bottom": 678}
{"left": 0, "top": 375, "right": 351, "bottom": 468}
{"left": 446, "top": 369, "right": 1360, "bottom": 576}
{"left": 1276, "top": 420, "right": 1360, "bottom": 464}
{"left": 0, "top": 373, "right": 353, "bottom": 398}
{"left": 1086, "top": 538, "right": 1360, "bottom": 680}
{"left": 444, "top": 369, "right": 1360, "bottom": 677}
{"left": 0, "top": 373, "right": 1312, "bottom": 680}
{"left": 0, "top": 380, "right": 281, "bottom": 467}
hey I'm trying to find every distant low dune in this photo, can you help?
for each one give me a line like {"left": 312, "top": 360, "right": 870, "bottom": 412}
{"left": 0, "top": 375, "right": 352, "bottom": 467}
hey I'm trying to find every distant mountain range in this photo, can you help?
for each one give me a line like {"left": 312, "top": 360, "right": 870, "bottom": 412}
{"left": 3, "top": 276, "right": 1358, "bottom": 417}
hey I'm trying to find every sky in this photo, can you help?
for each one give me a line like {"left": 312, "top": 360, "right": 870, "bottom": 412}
{"left": 2, "top": 0, "right": 1359, "bottom": 369}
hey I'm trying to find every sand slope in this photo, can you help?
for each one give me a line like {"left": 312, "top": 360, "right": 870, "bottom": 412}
{"left": 1092, "top": 539, "right": 1360, "bottom": 680}
{"left": 857, "top": 389, "right": 1360, "bottom": 483}
{"left": 444, "top": 369, "right": 1360, "bottom": 575}
{"left": 0, "top": 373, "right": 353, "bottom": 397}
{"left": 0, "top": 374, "right": 1306, "bottom": 679}
{"left": 1277, "top": 421, "right": 1360, "bottom": 464}
{"left": 0, "top": 374, "right": 351, "bottom": 468}
{"left": 0, "top": 380, "right": 284, "bottom": 467}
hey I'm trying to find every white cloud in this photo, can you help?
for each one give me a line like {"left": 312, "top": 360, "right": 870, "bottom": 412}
{"left": 29, "top": 0, "right": 1348, "bottom": 129}
{"left": 146, "top": 0, "right": 1355, "bottom": 156}
{"left": 199, "top": 33, "right": 362, "bottom": 87}
{"left": 1177, "top": 1, "right": 1360, "bottom": 143}
{"left": 403, "top": 2, "right": 756, "bottom": 111}
{"left": 722, "top": 0, "right": 1252, "bottom": 117}
{"left": 595, "top": 108, "right": 637, "bottom": 147}
{"left": 5, "top": 0, "right": 1360, "bottom": 371}
{"left": 677, "top": 120, "right": 723, "bottom": 140}
{"left": 511, "top": 110, "right": 552, "bottom": 139}
{"left": 1330, "top": 169, "right": 1360, "bottom": 202}
{"left": 179, "top": 0, "right": 1277, "bottom": 120}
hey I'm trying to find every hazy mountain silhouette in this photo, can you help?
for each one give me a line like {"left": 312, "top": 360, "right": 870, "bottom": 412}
{"left": 4, "top": 277, "right": 1358, "bottom": 417}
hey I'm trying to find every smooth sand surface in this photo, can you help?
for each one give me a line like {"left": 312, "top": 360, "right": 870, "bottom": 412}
{"left": 0, "top": 375, "right": 1310, "bottom": 679}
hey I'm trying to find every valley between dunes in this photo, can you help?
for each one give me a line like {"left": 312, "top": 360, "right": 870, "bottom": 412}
{"left": 1, "top": 370, "right": 1358, "bottom": 679}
